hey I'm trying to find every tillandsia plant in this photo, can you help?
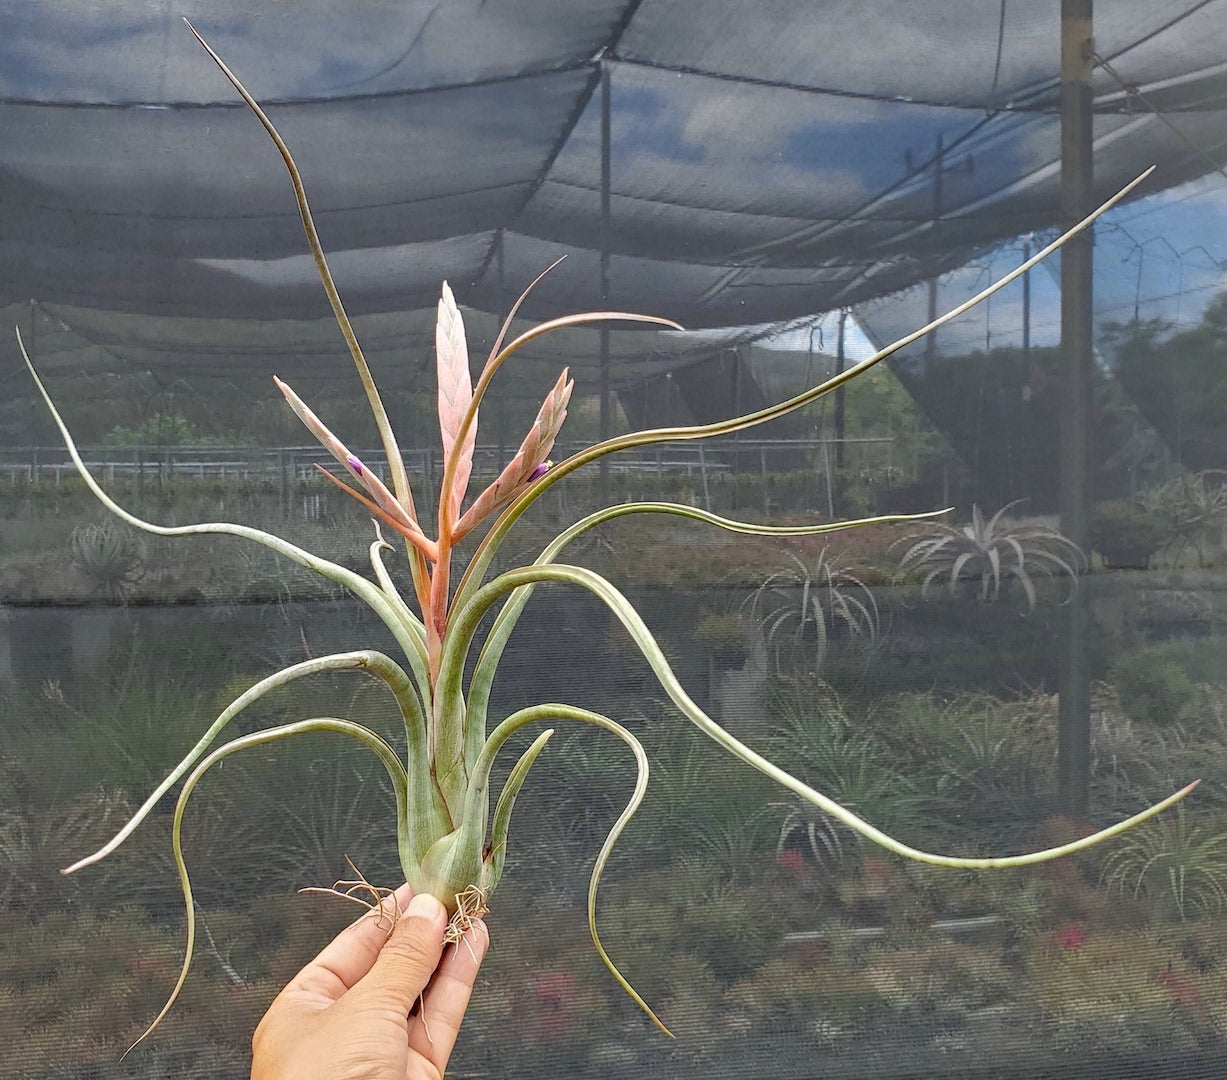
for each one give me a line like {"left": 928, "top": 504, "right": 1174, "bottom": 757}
{"left": 18, "top": 21, "right": 1198, "bottom": 1052}
{"left": 894, "top": 500, "right": 1086, "bottom": 612}
{"left": 745, "top": 547, "right": 881, "bottom": 676}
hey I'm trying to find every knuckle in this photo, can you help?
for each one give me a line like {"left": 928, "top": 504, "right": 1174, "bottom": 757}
{"left": 382, "top": 916, "right": 441, "bottom": 970}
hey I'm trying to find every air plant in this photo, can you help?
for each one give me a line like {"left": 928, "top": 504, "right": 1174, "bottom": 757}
{"left": 1101, "top": 806, "right": 1227, "bottom": 921}
{"left": 17, "top": 21, "right": 1196, "bottom": 1052}
{"left": 893, "top": 500, "right": 1086, "bottom": 611}
{"left": 744, "top": 547, "right": 881, "bottom": 676}
{"left": 1137, "top": 471, "right": 1227, "bottom": 567}
{"left": 69, "top": 521, "right": 145, "bottom": 602}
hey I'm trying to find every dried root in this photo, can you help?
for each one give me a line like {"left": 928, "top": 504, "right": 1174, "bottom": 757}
{"left": 300, "top": 855, "right": 399, "bottom": 935}
{"left": 302, "top": 861, "right": 491, "bottom": 957}
{"left": 444, "top": 884, "right": 489, "bottom": 960}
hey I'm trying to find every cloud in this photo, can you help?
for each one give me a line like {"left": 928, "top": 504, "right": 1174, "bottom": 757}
{"left": 0, "top": 0, "right": 597, "bottom": 103}
{"left": 550, "top": 73, "right": 877, "bottom": 218}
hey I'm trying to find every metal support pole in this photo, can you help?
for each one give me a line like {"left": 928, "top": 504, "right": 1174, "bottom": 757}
{"left": 924, "top": 134, "right": 944, "bottom": 363}
{"left": 598, "top": 62, "right": 612, "bottom": 494}
{"left": 731, "top": 348, "right": 743, "bottom": 509}
{"left": 27, "top": 301, "right": 39, "bottom": 454}
{"left": 759, "top": 447, "right": 768, "bottom": 515}
{"left": 1021, "top": 233, "right": 1033, "bottom": 400}
{"left": 279, "top": 449, "right": 290, "bottom": 518}
{"left": 834, "top": 309, "right": 848, "bottom": 472}
{"left": 823, "top": 441, "right": 835, "bottom": 520}
{"left": 698, "top": 442, "right": 711, "bottom": 512}
{"left": 1058, "top": 0, "right": 1094, "bottom": 820}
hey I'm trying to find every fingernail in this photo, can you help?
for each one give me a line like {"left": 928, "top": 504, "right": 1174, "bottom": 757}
{"left": 406, "top": 892, "right": 445, "bottom": 921}
{"left": 471, "top": 920, "right": 490, "bottom": 959}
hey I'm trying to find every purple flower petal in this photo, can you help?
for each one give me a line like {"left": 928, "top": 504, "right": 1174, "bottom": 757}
{"left": 347, "top": 455, "right": 364, "bottom": 476}
{"left": 528, "top": 460, "right": 552, "bottom": 483}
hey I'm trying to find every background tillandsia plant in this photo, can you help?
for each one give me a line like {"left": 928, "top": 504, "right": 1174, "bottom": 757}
{"left": 15, "top": 21, "right": 1198, "bottom": 1052}
{"left": 893, "top": 500, "right": 1087, "bottom": 612}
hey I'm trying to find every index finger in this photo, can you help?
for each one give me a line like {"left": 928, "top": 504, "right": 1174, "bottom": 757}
{"left": 288, "top": 883, "right": 415, "bottom": 1001}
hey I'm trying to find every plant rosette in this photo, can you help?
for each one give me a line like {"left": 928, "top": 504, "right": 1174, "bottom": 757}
{"left": 18, "top": 22, "right": 1197, "bottom": 1054}
{"left": 893, "top": 501, "right": 1086, "bottom": 612}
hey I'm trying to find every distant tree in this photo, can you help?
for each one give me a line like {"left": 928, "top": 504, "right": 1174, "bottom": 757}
{"left": 1107, "top": 295, "right": 1227, "bottom": 472}
{"left": 104, "top": 413, "right": 205, "bottom": 447}
{"left": 896, "top": 341, "right": 1154, "bottom": 512}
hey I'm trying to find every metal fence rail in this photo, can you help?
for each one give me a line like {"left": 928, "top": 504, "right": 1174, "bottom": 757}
{"left": 1, "top": 437, "right": 893, "bottom": 485}
{"left": 2, "top": 437, "right": 899, "bottom": 517}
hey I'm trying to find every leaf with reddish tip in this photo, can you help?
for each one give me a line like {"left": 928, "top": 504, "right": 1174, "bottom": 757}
{"left": 314, "top": 466, "right": 439, "bottom": 563}
{"left": 455, "top": 369, "right": 573, "bottom": 538}
{"left": 275, "top": 376, "right": 358, "bottom": 475}
{"left": 343, "top": 457, "right": 424, "bottom": 540}
{"left": 539, "top": 368, "right": 574, "bottom": 447}
{"left": 437, "top": 282, "right": 475, "bottom": 530}
{"left": 456, "top": 428, "right": 537, "bottom": 538}
{"left": 276, "top": 377, "right": 422, "bottom": 539}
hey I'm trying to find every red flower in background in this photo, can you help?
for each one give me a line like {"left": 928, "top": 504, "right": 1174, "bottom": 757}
{"left": 1056, "top": 923, "right": 1087, "bottom": 950}
{"left": 776, "top": 849, "right": 815, "bottom": 884}
{"left": 1159, "top": 967, "right": 1202, "bottom": 1010}
{"left": 531, "top": 971, "right": 579, "bottom": 1041}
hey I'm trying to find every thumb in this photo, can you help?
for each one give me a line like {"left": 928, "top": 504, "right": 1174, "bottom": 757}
{"left": 355, "top": 892, "right": 449, "bottom": 1013}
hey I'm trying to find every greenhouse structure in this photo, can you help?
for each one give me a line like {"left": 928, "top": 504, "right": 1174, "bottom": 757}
{"left": 5, "top": 3, "right": 1227, "bottom": 1077}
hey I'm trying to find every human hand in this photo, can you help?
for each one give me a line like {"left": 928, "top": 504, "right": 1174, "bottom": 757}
{"left": 251, "top": 885, "right": 488, "bottom": 1080}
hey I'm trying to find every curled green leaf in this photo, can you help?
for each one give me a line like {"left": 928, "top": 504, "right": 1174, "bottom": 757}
{"left": 126, "top": 717, "right": 409, "bottom": 1057}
